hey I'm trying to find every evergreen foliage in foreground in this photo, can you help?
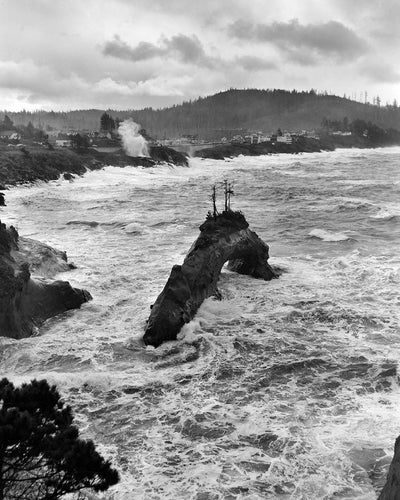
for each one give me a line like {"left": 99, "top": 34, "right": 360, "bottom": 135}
{"left": 0, "top": 378, "right": 119, "bottom": 499}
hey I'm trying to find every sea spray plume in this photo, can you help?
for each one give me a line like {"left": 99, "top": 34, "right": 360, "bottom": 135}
{"left": 118, "top": 119, "right": 149, "bottom": 157}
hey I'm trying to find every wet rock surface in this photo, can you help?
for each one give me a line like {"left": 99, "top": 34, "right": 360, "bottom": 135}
{"left": 379, "top": 437, "right": 400, "bottom": 500}
{"left": 0, "top": 221, "right": 91, "bottom": 339}
{"left": 144, "top": 211, "right": 278, "bottom": 347}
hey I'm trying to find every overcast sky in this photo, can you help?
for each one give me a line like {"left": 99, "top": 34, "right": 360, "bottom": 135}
{"left": 0, "top": 0, "right": 399, "bottom": 111}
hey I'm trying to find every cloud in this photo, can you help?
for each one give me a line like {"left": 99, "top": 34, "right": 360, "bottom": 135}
{"left": 0, "top": 0, "right": 399, "bottom": 110}
{"left": 103, "top": 37, "right": 164, "bottom": 61}
{"left": 235, "top": 56, "right": 276, "bottom": 71}
{"left": 228, "top": 19, "right": 368, "bottom": 62}
{"left": 359, "top": 61, "right": 400, "bottom": 83}
{"left": 165, "top": 34, "right": 206, "bottom": 63}
{"left": 0, "top": 58, "right": 193, "bottom": 110}
{"left": 0, "top": 59, "right": 88, "bottom": 97}
{"left": 103, "top": 34, "right": 215, "bottom": 67}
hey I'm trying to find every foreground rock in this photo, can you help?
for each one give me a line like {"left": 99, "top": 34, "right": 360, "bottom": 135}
{"left": 379, "top": 437, "right": 400, "bottom": 499}
{"left": 143, "top": 211, "right": 278, "bottom": 347}
{"left": 0, "top": 221, "right": 91, "bottom": 339}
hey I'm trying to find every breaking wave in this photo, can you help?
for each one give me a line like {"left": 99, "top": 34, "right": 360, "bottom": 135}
{"left": 1, "top": 146, "right": 400, "bottom": 499}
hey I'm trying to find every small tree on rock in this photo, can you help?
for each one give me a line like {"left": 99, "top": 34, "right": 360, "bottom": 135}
{"left": 0, "top": 378, "right": 119, "bottom": 499}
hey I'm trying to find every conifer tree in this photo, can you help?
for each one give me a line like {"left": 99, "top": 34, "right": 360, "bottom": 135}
{"left": 0, "top": 378, "right": 119, "bottom": 500}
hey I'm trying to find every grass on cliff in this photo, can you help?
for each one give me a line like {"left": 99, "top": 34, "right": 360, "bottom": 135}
{"left": 0, "top": 144, "right": 87, "bottom": 185}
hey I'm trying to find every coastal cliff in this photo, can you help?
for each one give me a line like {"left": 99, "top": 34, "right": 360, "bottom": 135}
{"left": 0, "top": 221, "right": 91, "bottom": 339}
{"left": 0, "top": 144, "right": 188, "bottom": 187}
{"left": 143, "top": 211, "right": 278, "bottom": 347}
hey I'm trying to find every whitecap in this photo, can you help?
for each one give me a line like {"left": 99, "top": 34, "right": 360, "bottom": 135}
{"left": 123, "top": 222, "right": 145, "bottom": 234}
{"left": 309, "top": 228, "right": 351, "bottom": 242}
{"left": 370, "top": 208, "right": 397, "bottom": 220}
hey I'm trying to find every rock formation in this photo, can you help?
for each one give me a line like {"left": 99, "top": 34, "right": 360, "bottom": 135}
{"left": 121, "top": 146, "right": 188, "bottom": 168}
{"left": 149, "top": 145, "right": 188, "bottom": 166}
{"left": 0, "top": 145, "right": 188, "bottom": 187}
{"left": 0, "top": 192, "right": 5, "bottom": 206}
{"left": 379, "top": 436, "right": 400, "bottom": 499}
{"left": 143, "top": 211, "right": 278, "bottom": 347}
{"left": 0, "top": 221, "right": 91, "bottom": 339}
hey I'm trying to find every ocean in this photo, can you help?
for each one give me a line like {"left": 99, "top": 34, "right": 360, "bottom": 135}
{"left": 1, "top": 147, "right": 400, "bottom": 499}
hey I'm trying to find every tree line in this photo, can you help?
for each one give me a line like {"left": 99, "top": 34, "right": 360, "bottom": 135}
{"left": 2, "top": 89, "right": 400, "bottom": 140}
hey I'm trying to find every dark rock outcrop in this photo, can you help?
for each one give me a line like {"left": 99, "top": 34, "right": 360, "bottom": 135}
{"left": 0, "top": 192, "right": 5, "bottom": 206}
{"left": 0, "top": 144, "right": 188, "bottom": 187}
{"left": 194, "top": 139, "right": 326, "bottom": 160}
{"left": 0, "top": 221, "right": 91, "bottom": 339}
{"left": 143, "top": 211, "right": 278, "bottom": 347}
{"left": 379, "top": 436, "right": 400, "bottom": 499}
{"left": 120, "top": 146, "right": 188, "bottom": 168}
{"left": 149, "top": 146, "right": 188, "bottom": 166}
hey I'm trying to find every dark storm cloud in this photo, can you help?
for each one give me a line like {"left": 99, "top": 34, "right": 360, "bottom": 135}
{"left": 228, "top": 19, "right": 368, "bottom": 62}
{"left": 166, "top": 34, "right": 206, "bottom": 63}
{"left": 103, "top": 37, "right": 163, "bottom": 61}
{"left": 103, "top": 34, "right": 215, "bottom": 67}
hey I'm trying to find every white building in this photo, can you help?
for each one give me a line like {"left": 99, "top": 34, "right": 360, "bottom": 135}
{"left": 55, "top": 139, "right": 72, "bottom": 147}
{"left": 0, "top": 130, "right": 21, "bottom": 141}
{"left": 277, "top": 133, "right": 293, "bottom": 144}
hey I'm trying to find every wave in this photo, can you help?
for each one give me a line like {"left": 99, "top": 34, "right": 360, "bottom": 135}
{"left": 66, "top": 220, "right": 99, "bottom": 227}
{"left": 309, "top": 228, "right": 351, "bottom": 242}
{"left": 370, "top": 208, "right": 399, "bottom": 221}
{"left": 123, "top": 222, "right": 145, "bottom": 234}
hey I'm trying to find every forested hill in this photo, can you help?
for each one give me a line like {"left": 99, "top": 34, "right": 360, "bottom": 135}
{"left": 3, "top": 89, "right": 400, "bottom": 139}
{"left": 132, "top": 90, "right": 400, "bottom": 139}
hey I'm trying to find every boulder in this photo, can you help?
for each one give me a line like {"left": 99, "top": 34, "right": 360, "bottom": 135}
{"left": 0, "top": 193, "right": 5, "bottom": 206}
{"left": 143, "top": 211, "right": 278, "bottom": 347}
{"left": 0, "top": 221, "right": 91, "bottom": 339}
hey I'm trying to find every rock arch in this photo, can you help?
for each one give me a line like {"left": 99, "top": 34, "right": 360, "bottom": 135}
{"left": 143, "top": 212, "right": 278, "bottom": 347}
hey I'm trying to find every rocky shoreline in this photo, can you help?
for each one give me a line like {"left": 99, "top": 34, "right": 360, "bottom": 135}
{"left": 0, "top": 144, "right": 188, "bottom": 187}
{"left": 0, "top": 221, "right": 91, "bottom": 339}
{"left": 0, "top": 142, "right": 189, "bottom": 338}
{"left": 1, "top": 141, "right": 399, "bottom": 498}
{"left": 194, "top": 135, "right": 400, "bottom": 160}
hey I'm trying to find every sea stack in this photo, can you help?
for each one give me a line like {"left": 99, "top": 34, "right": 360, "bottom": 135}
{"left": 0, "top": 220, "right": 91, "bottom": 339}
{"left": 143, "top": 211, "right": 278, "bottom": 347}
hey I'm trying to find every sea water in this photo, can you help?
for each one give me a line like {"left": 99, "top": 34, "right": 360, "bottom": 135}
{"left": 1, "top": 148, "right": 400, "bottom": 499}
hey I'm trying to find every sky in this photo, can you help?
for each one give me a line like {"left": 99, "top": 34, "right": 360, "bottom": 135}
{"left": 0, "top": 0, "right": 399, "bottom": 111}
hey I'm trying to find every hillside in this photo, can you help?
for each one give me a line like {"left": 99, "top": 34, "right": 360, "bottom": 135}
{"left": 131, "top": 90, "right": 400, "bottom": 139}
{"left": 2, "top": 89, "right": 400, "bottom": 140}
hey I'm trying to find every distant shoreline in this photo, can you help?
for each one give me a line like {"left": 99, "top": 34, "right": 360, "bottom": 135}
{"left": 194, "top": 135, "right": 400, "bottom": 160}
{"left": 1, "top": 139, "right": 398, "bottom": 193}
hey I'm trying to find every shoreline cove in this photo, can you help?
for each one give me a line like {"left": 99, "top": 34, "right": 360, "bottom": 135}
{"left": 0, "top": 147, "right": 399, "bottom": 498}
